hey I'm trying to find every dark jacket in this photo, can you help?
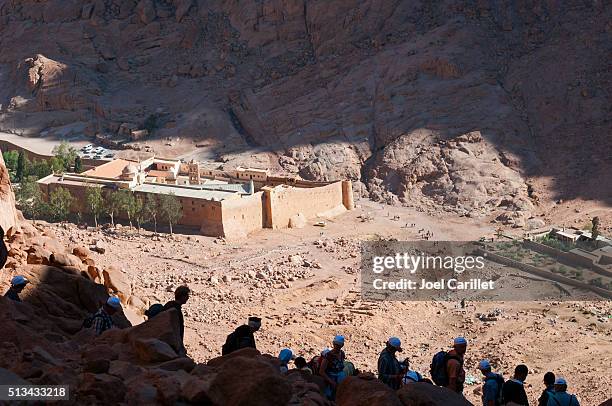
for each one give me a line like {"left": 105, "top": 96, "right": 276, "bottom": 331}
{"left": 0, "top": 226, "right": 7, "bottom": 270}
{"left": 222, "top": 325, "right": 257, "bottom": 355}
{"left": 377, "top": 348, "right": 403, "bottom": 390}
{"left": 163, "top": 300, "right": 184, "bottom": 344}
{"left": 4, "top": 288, "right": 21, "bottom": 302}
{"left": 502, "top": 379, "right": 529, "bottom": 405}
{"left": 234, "top": 325, "right": 256, "bottom": 350}
{"left": 538, "top": 385, "right": 555, "bottom": 406}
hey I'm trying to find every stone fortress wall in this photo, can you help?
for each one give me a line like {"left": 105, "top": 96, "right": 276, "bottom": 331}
{"left": 36, "top": 157, "right": 354, "bottom": 239}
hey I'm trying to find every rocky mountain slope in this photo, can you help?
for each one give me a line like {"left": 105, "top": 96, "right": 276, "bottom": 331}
{"left": 2, "top": 135, "right": 479, "bottom": 405}
{"left": 0, "top": 0, "right": 610, "bottom": 215}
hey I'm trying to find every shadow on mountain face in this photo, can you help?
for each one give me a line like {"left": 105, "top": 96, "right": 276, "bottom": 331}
{"left": 0, "top": 0, "right": 609, "bottom": 205}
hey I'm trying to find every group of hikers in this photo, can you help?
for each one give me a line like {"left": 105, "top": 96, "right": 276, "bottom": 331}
{"left": 267, "top": 335, "right": 580, "bottom": 406}
{"left": 3, "top": 276, "right": 582, "bottom": 406}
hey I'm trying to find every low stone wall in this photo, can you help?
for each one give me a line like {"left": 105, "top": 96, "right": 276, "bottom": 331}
{"left": 263, "top": 182, "right": 347, "bottom": 229}
{"left": 476, "top": 248, "right": 612, "bottom": 299}
{"left": 522, "top": 240, "right": 612, "bottom": 278}
{"left": 220, "top": 192, "right": 264, "bottom": 239}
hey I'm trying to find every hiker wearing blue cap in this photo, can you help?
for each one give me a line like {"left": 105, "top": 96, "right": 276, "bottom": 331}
{"left": 447, "top": 336, "right": 467, "bottom": 394}
{"left": 547, "top": 377, "right": 579, "bottom": 406}
{"left": 502, "top": 364, "right": 529, "bottom": 406}
{"left": 378, "top": 336, "right": 405, "bottom": 390}
{"left": 4, "top": 275, "right": 29, "bottom": 302}
{"left": 320, "top": 335, "right": 347, "bottom": 400}
{"left": 278, "top": 348, "right": 293, "bottom": 373}
{"left": 431, "top": 337, "right": 468, "bottom": 392}
{"left": 85, "top": 296, "right": 121, "bottom": 336}
{"left": 478, "top": 359, "right": 504, "bottom": 406}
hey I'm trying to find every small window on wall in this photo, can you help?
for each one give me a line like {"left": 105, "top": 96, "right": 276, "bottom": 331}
{"left": 192, "top": 208, "right": 195, "bottom": 212}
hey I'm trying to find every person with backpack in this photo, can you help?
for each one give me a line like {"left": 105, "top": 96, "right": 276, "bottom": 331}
{"left": 478, "top": 359, "right": 504, "bottom": 406}
{"left": 547, "top": 377, "right": 579, "bottom": 406}
{"left": 162, "top": 285, "right": 190, "bottom": 356}
{"left": 144, "top": 303, "right": 164, "bottom": 319}
{"left": 88, "top": 297, "right": 121, "bottom": 336}
{"left": 320, "top": 335, "right": 347, "bottom": 400}
{"left": 4, "top": 275, "right": 29, "bottom": 302}
{"left": 538, "top": 372, "right": 556, "bottom": 406}
{"left": 222, "top": 316, "right": 261, "bottom": 355}
{"left": 502, "top": 364, "right": 530, "bottom": 405}
{"left": 377, "top": 336, "right": 405, "bottom": 390}
{"left": 430, "top": 336, "right": 467, "bottom": 394}
{"left": 308, "top": 348, "right": 330, "bottom": 376}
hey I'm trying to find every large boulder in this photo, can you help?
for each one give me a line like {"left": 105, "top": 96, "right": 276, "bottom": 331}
{"left": 397, "top": 383, "right": 474, "bottom": 406}
{"left": 76, "top": 373, "right": 127, "bottom": 404}
{"left": 50, "top": 252, "right": 83, "bottom": 268}
{"left": 207, "top": 352, "right": 293, "bottom": 405}
{"left": 26, "top": 245, "right": 52, "bottom": 265}
{"left": 336, "top": 374, "right": 402, "bottom": 406}
{"left": 126, "top": 308, "right": 183, "bottom": 353}
{"left": 72, "top": 246, "right": 91, "bottom": 261}
{"left": 102, "top": 266, "right": 131, "bottom": 303}
{"left": 132, "top": 338, "right": 178, "bottom": 362}
{"left": 21, "top": 265, "right": 109, "bottom": 315}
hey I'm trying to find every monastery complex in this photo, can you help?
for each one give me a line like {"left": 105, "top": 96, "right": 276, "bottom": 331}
{"left": 37, "top": 157, "right": 354, "bottom": 238}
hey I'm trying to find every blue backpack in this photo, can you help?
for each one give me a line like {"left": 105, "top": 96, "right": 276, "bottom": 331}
{"left": 485, "top": 374, "right": 505, "bottom": 405}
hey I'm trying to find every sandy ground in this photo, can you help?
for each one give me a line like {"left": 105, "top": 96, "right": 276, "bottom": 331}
{"left": 0, "top": 132, "right": 90, "bottom": 156}
{"left": 45, "top": 198, "right": 612, "bottom": 405}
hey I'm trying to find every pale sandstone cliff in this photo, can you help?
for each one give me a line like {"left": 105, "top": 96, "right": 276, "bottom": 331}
{"left": 0, "top": 148, "right": 18, "bottom": 231}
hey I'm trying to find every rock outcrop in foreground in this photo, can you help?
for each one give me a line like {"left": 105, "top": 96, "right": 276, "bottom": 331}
{"left": 0, "top": 247, "right": 474, "bottom": 405}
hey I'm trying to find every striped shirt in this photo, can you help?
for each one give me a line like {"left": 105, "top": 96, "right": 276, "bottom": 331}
{"left": 92, "top": 307, "right": 114, "bottom": 336}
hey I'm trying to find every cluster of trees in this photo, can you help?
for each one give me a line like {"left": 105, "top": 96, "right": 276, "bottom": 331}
{"left": 18, "top": 180, "right": 183, "bottom": 233}
{"left": 16, "top": 178, "right": 75, "bottom": 222}
{"left": 2, "top": 141, "right": 82, "bottom": 184}
{"left": 16, "top": 181, "right": 183, "bottom": 234}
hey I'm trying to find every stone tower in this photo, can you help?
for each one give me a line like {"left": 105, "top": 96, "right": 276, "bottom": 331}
{"left": 188, "top": 160, "right": 200, "bottom": 185}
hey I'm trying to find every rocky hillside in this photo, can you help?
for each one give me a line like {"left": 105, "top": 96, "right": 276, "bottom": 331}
{"left": 0, "top": 140, "right": 479, "bottom": 405}
{"left": 0, "top": 0, "right": 610, "bottom": 215}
